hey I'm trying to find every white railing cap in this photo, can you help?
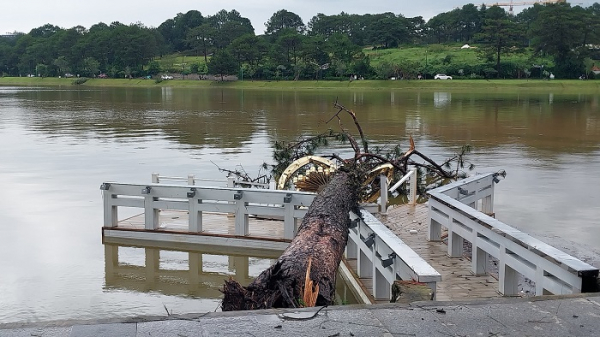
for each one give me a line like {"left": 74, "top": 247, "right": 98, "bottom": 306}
{"left": 101, "top": 181, "right": 316, "bottom": 196}
{"left": 430, "top": 190, "right": 598, "bottom": 275}
{"left": 359, "top": 209, "right": 442, "bottom": 281}
{"left": 428, "top": 172, "right": 495, "bottom": 195}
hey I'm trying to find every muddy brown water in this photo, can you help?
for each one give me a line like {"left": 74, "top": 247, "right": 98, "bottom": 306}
{"left": 0, "top": 86, "right": 598, "bottom": 323}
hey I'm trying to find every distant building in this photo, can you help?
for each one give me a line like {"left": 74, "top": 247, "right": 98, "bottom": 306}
{"left": 0, "top": 33, "right": 21, "bottom": 39}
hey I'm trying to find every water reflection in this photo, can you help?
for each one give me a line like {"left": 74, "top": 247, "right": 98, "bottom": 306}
{"left": 5, "top": 87, "right": 597, "bottom": 154}
{"left": 104, "top": 242, "right": 276, "bottom": 299}
{"left": 433, "top": 92, "right": 451, "bottom": 108}
{"left": 104, "top": 241, "right": 358, "bottom": 305}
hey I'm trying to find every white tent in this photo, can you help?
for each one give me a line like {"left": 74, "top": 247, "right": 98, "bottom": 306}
{"left": 461, "top": 44, "right": 471, "bottom": 49}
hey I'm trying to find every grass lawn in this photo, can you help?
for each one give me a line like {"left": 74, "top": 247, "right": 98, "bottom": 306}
{"left": 2, "top": 76, "right": 599, "bottom": 93}
{"left": 157, "top": 54, "right": 208, "bottom": 74}
{"left": 365, "top": 44, "right": 554, "bottom": 76}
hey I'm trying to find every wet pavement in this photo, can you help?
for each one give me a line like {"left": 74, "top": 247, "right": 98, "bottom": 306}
{"left": 2, "top": 294, "right": 599, "bottom": 336}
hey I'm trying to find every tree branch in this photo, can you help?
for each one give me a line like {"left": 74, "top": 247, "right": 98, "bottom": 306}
{"left": 333, "top": 101, "right": 369, "bottom": 154}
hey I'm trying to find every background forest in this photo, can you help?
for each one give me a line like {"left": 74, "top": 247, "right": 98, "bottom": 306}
{"left": 1, "top": 2, "right": 600, "bottom": 80}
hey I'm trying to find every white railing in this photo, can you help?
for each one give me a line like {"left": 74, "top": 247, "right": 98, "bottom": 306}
{"left": 378, "top": 168, "right": 418, "bottom": 214}
{"left": 428, "top": 173, "right": 599, "bottom": 296}
{"left": 226, "top": 176, "right": 272, "bottom": 189}
{"left": 151, "top": 173, "right": 197, "bottom": 185}
{"left": 152, "top": 173, "right": 272, "bottom": 189}
{"left": 101, "top": 182, "right": 315, "bottom": 240}
{"left": 346, "top": 209, "right": 441, "bottom": 300}
{"left": 152, "top": 169, "right": 417, "bottom": 215}
{"left": 101, "top": 177, "right": 439, "bottom": 302}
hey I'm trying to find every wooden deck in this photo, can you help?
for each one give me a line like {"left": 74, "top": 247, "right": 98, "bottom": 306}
{"left": 379, "top": 203, "right": 502, "bottom": 301}
{"left": 109, "top": 204, "right": 503, "bottom": 302}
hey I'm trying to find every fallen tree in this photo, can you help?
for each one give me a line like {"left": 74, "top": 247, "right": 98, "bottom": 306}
{"left": 222, "top": 166, "right": 360, "bottom": 310}
{"left": 221, "top": 101, "right": 472, "bottom": 310}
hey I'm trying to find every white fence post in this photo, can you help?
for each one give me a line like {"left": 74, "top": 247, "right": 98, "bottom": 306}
{"left": 188, "top": 195, "right": 202, "bottom": 232}
{"left": 227, "top": 177, "right": 235, "bottom": 188}
{"left": 481, "top": 182, "right": 494, "bottom": 215}
{"left": 409, "top": 168, "right": 417, "bottom": 205}
{"left": 234, "top": 191, "right": 249, "bottom": 236}
{"left": 143, "top": 187, "right": 159, "bottom": 230}
{"left": 472, "top": 244, "right": 488, "bottom": 276}
{"left": 499, "top": 248, "right": 519, "bottom": 296}
{"left": 283, "top": 192, "right": 296, "bottom": 239}
{"left": 448, "top": 230, "right": 464, "bottom": 258}
{"left": 103, "top": 189, "right": 118, "bottom": 227}
{"left": 358, "top": 249, "right": 372, "bottom": 279}
{"left": 151, "top": 173, "right": 159, "bottom": 183}
{"left": 379, "top": 174, "right": 388, "bottom": 214}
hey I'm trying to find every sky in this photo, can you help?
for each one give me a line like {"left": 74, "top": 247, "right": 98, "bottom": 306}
{"left": 1, "top": 0, "right": 597, "bottom": 35}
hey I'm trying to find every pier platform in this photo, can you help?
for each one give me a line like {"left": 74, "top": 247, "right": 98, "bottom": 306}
{"left": 103, "top": 204, "right": 499, "bottom": 302}
{"left": 380, "top": 204, "right": 502, "bottom": 301}
{"left": 101, "top": 174, "right": 597, "bottom": 304}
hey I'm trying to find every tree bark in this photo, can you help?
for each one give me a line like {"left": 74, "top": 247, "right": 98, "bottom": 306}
{"left": 221, "top": 168, "right": 360, "bottom": 310}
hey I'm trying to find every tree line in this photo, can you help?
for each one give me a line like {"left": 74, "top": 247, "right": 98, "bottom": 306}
{"left": 1, "top": 2, "right": 599, "bottom": 80}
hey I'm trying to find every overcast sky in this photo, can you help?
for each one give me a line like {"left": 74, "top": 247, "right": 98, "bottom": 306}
{"left": 1, "top": 1, "right": 597, "bottom": 35}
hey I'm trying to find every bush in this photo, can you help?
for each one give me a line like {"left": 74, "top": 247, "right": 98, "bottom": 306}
{"left": 71, "top": 78, "right": 88, "bottom": 85}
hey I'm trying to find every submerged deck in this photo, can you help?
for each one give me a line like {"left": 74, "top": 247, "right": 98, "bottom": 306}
{"left": 105, "top": 203, "right": 502, "bottom": 302}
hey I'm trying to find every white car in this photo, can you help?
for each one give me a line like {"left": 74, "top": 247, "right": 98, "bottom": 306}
{"left": 161, "top": 75, "right": 173, "bottom": 80}
{"left": 434, "top": 74, "right": 452, "bottom": 80}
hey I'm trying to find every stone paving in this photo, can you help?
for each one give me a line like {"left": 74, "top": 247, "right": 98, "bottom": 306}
{"left": 2, "top": 294, "right": 599, "bottom": 337}
{"left": 379, "top": 203, "right": 503, "bottom": 301}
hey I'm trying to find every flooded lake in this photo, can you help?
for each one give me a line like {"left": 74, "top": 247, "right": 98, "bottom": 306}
{"left": 0, "top": 85, "right": 599, "bottom": 323}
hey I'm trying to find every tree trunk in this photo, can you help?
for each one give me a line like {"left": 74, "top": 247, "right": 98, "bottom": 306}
{"left": 221, "top": 169, "right": 360, "bottom": 310}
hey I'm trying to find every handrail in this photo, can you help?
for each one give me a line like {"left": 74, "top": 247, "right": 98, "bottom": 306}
{"left": 102, "top": 180, "right": 439, "bottom": 301}
{"left": 346, "top": 209, "right": 441, "bottom": 300}
{"left": 101, "top": 182, "right": 315, "bottom": 240}
{"left": 379, "top": 168, "right": 418, "bottom": 215}
{"left": 388, "top": 169, "right": 416, "bottom": 195}
{"left": 427, "top": 173, "right": 598, "bottom": 296}
{"left": 151, "top": 173, "right": 197, "bottom": 185}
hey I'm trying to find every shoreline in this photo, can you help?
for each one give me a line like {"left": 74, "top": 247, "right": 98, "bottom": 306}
{"left": 2, "top": 77, "right": 600, "bottom": 92}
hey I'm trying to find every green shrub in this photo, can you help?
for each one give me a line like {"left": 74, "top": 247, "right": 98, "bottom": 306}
{"left": 71, "top": 77, "right": 88, "bottom": 85}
